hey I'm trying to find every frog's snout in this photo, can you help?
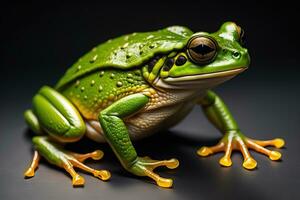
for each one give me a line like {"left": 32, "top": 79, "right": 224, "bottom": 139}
{"left": 242, "top": 49, "right": 250, "bottom": 68}
{"left": 232, "top": 48, "right": 250, "bottom": 68}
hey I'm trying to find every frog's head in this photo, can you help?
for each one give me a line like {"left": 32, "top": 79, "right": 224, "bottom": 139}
{"left": 156, "top": 22, "right": 250, "bottom": 89}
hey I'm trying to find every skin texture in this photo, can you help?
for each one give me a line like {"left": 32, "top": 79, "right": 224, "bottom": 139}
{"left": 24, "top": 22, "right": 285, "bottom": 188}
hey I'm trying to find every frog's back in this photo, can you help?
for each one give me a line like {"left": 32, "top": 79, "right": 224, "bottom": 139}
{"left": 60, "top": 68, "right": 149, "bottom": 120}
{"left": 55, "top": 26, "right": 193, "bottom": 90}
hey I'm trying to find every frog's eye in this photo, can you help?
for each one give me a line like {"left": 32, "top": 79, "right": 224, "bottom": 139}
{"left": 186, "top": 36, "right": 218, "bottom": 65}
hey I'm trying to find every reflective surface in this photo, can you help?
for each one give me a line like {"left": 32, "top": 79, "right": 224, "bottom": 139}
{"left": 1, "top": 82, "right": 299, "bottom": 200}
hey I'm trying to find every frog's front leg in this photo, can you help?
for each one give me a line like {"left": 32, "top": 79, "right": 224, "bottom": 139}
{"left": 197, "top": 90, "right": 285, "bottom": 169}
{"left": 99, "top": 93, "right": 179, "bottom": 188}
{"left": 24, "top": 86, "right": 110, "bottom": 186}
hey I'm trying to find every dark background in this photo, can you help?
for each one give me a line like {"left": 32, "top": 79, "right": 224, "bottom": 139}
{"left": 1, "top": 1, "right": 300, "bottom": 200}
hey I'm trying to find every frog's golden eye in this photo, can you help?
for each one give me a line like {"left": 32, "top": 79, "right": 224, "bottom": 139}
{"left": 186, "top": 36, "right": 218, "bottom": 65}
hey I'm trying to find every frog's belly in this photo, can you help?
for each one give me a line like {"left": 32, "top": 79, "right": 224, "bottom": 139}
{"left": 85, "top": 101, "right": 196, "bottom": 143}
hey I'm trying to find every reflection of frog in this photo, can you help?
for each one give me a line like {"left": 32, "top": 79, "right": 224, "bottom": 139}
{"left": 24, "top": 22, "right": 284, "bottom": 188}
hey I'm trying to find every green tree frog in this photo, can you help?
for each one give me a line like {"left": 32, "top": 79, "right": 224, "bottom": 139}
{"left": 23, "top": 22, "right": 285, "bottom": 188}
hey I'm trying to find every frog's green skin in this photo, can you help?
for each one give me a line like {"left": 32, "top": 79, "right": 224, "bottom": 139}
{"left": 24, "top": 22, "right": 285, "bottom": 188}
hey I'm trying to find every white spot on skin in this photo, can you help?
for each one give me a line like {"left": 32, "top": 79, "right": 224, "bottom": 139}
{"left": 100, "top": 71, "right": 105, "bottom": 77}
{"left": 98, "top": 85, "right": 103, "bottom": 92}
{"left": 93, "top": 55, "right": 98, "bottom": 60}
{"left": 149, "top": 44, "right": 156, "bottom": 48}
{"left": 90, "top": 80, "right": 95, "bottom": 86}
{"left": 90, "top": 55, "right": 98, "bottom": 63}
{"left": 147, "top": 35, "right": 154, "bottom": 39}
{"left": 123, "top": 43, "right": 129, "bottom": 48}
{"left": 126, "top": 53, "right": 132, "bottom": 59}
{"left": 75, "top": 80, "right": 80, "bottom": 87}
{"left": 116, "top": 81, "right": 123, "bottom": 87}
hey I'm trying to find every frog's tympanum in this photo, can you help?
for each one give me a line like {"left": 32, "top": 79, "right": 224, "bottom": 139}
{"left": 24, "top": 22, "right": 285, "bottom": 188}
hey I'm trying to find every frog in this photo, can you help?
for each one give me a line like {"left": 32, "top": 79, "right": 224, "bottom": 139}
{"left": 23, "top": 22, "right": 285, "bottom": 188}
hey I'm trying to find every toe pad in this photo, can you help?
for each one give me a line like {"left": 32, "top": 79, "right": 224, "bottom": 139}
{"left": 269, "top": 151, "right": 281, "bottom": 160}
{"left": 197, "top": 147, "right": 213, "bottom": 157}
{"left": 243, "top": 157, "right": 257, "bottom": 170}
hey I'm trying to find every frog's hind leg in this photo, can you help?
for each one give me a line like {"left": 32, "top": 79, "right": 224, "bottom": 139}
{"left": 26, "top": 136, "right": 110, "bottom": 185}
{"left": 24, "top": 138, "right": 110, "bottom": 184}
{"left": 24, "top": 150, "right": 41, "bottom": 177}
{"left": 24, "top": 110, "right": 42, "bottom": 177}
{"left": 24, "top": 109, "right": 42, "bottom": 135}
{"left": 23, "top": 86, "right": 110, "bottom": 186}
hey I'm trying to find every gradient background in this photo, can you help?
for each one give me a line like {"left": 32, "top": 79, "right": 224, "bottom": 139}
{"left": 1, "top": 1, "right": 300, "bottom": 200}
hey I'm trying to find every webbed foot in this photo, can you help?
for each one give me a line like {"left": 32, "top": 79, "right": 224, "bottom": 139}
{"left": 24, "top": 136, "right": 110, "bottom": 186}
{"left": 64, "top": 149, "right": 111, "bottom": 184}
{"left": 197, "top": 131, "right": 285, "bottom": 169}
{"left": 128, "top": 156, "right": 179, "bottom": 188}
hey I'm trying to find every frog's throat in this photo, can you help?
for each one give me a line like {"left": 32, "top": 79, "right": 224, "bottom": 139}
{"left": 153, "top": 67, "right": 246, "bottom": 89}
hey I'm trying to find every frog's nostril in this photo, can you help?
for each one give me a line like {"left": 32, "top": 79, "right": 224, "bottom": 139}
{"left": 232, "top": 51, "right": 241, "bottom": 59}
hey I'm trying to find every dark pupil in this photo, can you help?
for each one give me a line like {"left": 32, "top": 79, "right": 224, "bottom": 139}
{"left": 191, "top": 44, "right": 214, "bottom": 55}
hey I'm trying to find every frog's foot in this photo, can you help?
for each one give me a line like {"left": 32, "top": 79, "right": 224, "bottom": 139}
{"left": 24, "top": 136, "right": 111, "bottom": 186}
{"left": 128, "top": 156, "right": 179, "bottom": 188}
{"left": 64, "top": 150, "right": 111, "bottom": 184}
{"left": 24, "top": 150, "right": 41, "bottom": 177}
{"left": 197, "top": 131, "right": 285, "bottom": 170}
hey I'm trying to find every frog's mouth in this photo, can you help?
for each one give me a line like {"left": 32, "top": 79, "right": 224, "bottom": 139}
{"left": 154, "top": 67, "right": 247, "bottom": 89}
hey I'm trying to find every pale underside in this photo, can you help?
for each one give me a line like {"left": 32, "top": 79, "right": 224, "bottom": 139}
{"left": 83, "top": 74, "right": 237, "bottom": 143}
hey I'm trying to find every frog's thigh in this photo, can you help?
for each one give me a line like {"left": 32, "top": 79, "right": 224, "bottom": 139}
{"left": 31, "top": 86, "right": 86, "bottom": 142}
{"left": 24, "top": 109, "right": 42, "bottom": 134}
